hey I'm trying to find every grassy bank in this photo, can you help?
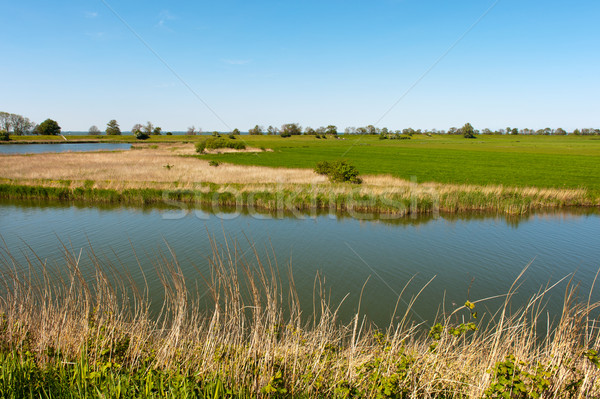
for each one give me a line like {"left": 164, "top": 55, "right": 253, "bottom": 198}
{"left": 0, "top": 241, "right": 598, "bottom": 398}
{"left": 0, "top": 179, "right": 596, "bottom": 216}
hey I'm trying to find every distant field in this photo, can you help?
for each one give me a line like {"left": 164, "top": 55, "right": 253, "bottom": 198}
{"left": 197, "top": 135, "right": 600, "bottom": 191}
{"left": 6, "top": 134, "right": 600, "bottom": 191}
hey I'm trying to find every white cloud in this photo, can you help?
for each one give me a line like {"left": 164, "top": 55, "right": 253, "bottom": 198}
{"left": 85, "top": 11, "right": 98, "bottom": 18}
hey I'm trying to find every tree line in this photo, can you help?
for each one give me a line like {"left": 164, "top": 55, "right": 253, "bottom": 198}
{"left": 2, "top": 112, "right": 599, "bottom": 138}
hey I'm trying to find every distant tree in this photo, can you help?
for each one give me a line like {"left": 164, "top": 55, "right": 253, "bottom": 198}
{"left": 402, "top": 128, "right": 416, "bottom": 136}
{"left": 267, "top": 125, "right": 279, "bottom": 135}
{"left": 0, "top": 112, "right": 11, "bottom": 132}
{"left": 315, "top": 126, "right": 326, "bottom": 135}
{"left": 326, "top": 125, "right": 338, "bottom": 135}
{"left": 344, "top": 127, "right": 356, "bottom": 134}
{"left": 0, "top": 130, "right": 9, "bottom": 141}
{"left": 106, "top": 120, "right": 121, "bottom": 135}
{"left": 581, "top": 128, "right": 595, "bottom": 135}
{"left": 143, "top": 121, "right": 154, "bottom": 136}
{"left": 248, "top": 125, "right": 264, "bottom": 135}
{"left": 573, "top": 129, "right": 581, "bottom": 135}
{"left": 461, "top": 123, "right": 476, "bottom": 138}
{"left": 447, "top": 127, "right": 458, "bottom": 135}
{"left": 131, "top": 123, "right": 143, "bottom": 135}
{"left": 88, "top": 125, "right": 101, "bottom": 135}
{"left": 186, "top": 126, "right": 198, "bottom": 135}
{"left": 356, "top": 127, "right": 368, "bottom": 134}
{"left": 232, "top": 128, "right": 241, "bottom": 135}
{"left": 280, "top": 123, "right": 302, "bottom": 137}
{"left": 36, "top": 119, "right": 61, "bottom": 135}
{"left": 366, "top": 125, "right": 378, "bottom": 135}
{"left": 554, "top": 128, "right": 566, "bottom": 135}
{"left": 7, "top": 113, "right": 34, "bottom": 135}
{"left": 153, "top": 126, "right": 162, "bottom": 135}
{"left": 481, "top": 128, "right": 493, "bottom": 135}
{"left": 132, "top": 123, "right": 149, "bottom": 140}
{"left": 511, "top": 128, "right": 519, "bottom": 135}
{"left": 304, "top": 126, "right": 316, "bottom": 135}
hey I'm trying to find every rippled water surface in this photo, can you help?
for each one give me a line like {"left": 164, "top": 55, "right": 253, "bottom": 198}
{"left": 1, "top": 199, "right": 598, "bottom": 326}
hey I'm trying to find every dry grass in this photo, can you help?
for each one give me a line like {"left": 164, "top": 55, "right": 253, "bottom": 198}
{"left": 0, "top": 144, "right": 596, "bottom": 214}
{"left": 0, "top": 144, "right": 324, "bottom": 189}
{"left": 0, "top": 239, "right": 598, "bottom": 397}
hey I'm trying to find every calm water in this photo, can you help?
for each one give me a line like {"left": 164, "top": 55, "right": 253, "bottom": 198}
{"left": 1, "top": 199, "right": 599, "bottom": 327}
{"left": 0, "top": 143, "right": 131, "bottom": 154}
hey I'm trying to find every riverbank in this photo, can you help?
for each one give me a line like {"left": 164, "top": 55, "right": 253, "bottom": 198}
{"left": 0, "top": 144, "right": 597, "bottom": 215}
{"left": 1, "top": 242, "right": 598, "bottom": 398}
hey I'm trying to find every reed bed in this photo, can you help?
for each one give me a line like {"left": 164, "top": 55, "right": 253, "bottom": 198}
{"left": 0, "top": 240, "right": 598, "bottom": 398}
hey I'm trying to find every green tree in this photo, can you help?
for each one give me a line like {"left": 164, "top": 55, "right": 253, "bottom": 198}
{"left": 267, "top": 125, "right": 279, "bottom": 135}
{"left": 461, "top": 122, "right": 476, "bottom": 138}
{"left": 280, "top": 123, "right": 302, "bottom": 137}
{"left": 8, "top": 113, "right": 34, "bottom": 135}
{"left": 106, "top": 120, "right": 121, "bottom": 135}
{"left": 248, "top": 125, "right": 263, "bottom": 135}
{"left": 232, "top": 128, "right": 240, "bottom": 135}
{"left": 0, "top": 130, "right": 9, "bottom": 141}
{"left": 326, "top": 125, "right": 338, "bottom": 135}
{"left": 511, "top": 128, "right": 519, "bottom": 135}
{"left": 153, "top": 126, "right": 162, "bottom": 135}
{"left": 132, "top": 123, "right": 149, "bottom": 140}
{"left": 36, "top": 119, "right": 61, "bottom": 135}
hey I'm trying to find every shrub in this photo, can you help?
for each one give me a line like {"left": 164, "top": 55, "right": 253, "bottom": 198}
{"left": 0, "top": 130, "right": 9, "bottom": 141}
{"left": 195, "top": 137, "right": 246, "bottom": 153}
{"left": 134, "top": 131, "right": 150, "bottom": 140}
{"left": 314, "top": 160, "right": 362, "bottom": 184}
{"left": 209, "top": 160, "right": 220, "bottom": 167}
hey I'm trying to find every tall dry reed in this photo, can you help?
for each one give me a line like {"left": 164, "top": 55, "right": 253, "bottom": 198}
{"left": 0, "top": 238, "right": 598, "bottom": 397}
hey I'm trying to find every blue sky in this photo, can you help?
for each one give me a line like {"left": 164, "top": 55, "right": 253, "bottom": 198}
{"left": 1, "top": 0, "right": 598, "bottom": 131}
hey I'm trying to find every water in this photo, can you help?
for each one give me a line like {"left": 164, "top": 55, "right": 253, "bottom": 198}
{"left": 1, "top": 199, "right": 598, "bottom": 327}
{"left": 0, "top": 143, "right": 131, "bottom": 154}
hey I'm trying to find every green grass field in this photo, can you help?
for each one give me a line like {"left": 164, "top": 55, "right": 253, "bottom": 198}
{"left": 196, "top": 135, "right": 600, "bottom": 191}
{"left": 6, "top": 134, "right": 600, "bottom": 191}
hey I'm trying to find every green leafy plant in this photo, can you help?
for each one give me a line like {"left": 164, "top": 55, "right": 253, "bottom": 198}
{"left": 195, "top": 138, "right": 246, "bottom": 153}
{"left": 485, "top": 355, "right": 553, "bottom": 399}
{"left": 314, "top": 160, "right": 362, "bottom": 184}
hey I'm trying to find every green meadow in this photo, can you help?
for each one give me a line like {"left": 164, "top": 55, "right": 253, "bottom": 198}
{"left": 197, "top": 135, "right": 600, "bottom": 191}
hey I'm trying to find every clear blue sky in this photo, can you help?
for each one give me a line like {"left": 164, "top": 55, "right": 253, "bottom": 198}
{"left": 1, "top": 0, "right": 598, "bottom": 132}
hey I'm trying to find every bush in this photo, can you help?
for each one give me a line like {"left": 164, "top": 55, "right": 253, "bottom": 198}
{"left": 314, "top": 160, "right": 362, "bottom": 184}
{"left": 195, "top": 137, "right": 246, "bottom": 153}
{"left": 134, "top": 131, "right": 150, "bottom": 140}
{"left": 0, "top": 130, "right": 9, "bottom": 141}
